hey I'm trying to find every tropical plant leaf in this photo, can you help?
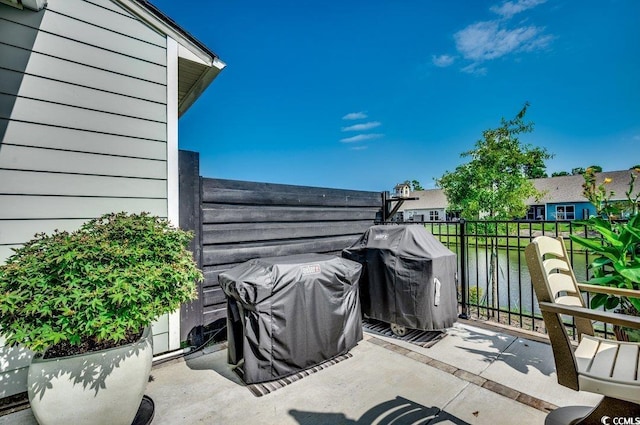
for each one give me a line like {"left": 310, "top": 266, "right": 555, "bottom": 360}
{"left": 588, "top": 224, "right": 623, "bottom": 248}
{"left": 590, "top": 293, "right": 608, "bottom": 309}
{"left": 586, "top": 276, "right": 623, "bottom": 286}
{"left": 570, "top": 235, "right": 621, "bottom": 262}
{"left": 605, "top": 295, "right": 620, "bottom": 310}
{"left": 629, "top": 297, "right": 640, "bottom": 313}
{"left": 590, "top": 257, "right": 612, "bottom": 269}
{"left": 618, "top": 266, "right": 640, "bottom": 284}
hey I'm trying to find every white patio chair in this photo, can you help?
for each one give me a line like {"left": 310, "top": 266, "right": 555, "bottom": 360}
{"left": 525, "top": 235, "right": 640, "bottom": 424}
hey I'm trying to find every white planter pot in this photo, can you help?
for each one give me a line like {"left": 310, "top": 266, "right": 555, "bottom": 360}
{"left": 27, "top": 327, "right": 153, "bottom": 425}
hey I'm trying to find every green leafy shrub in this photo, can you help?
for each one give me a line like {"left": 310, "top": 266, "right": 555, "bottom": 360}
{"left": 570, "top": 169, "right": 640, "bottom": 315}
{"left": 570, "top": 214, "right": 640, "bottom": 314}
{"left": 469, "top": 286, "right": 484, "bottom": 306}
{"left": 0, "top": 212, "right": 202, "bottom": 353}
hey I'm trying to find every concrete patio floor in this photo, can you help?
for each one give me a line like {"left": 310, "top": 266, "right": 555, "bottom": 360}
{"left": 1, "top": 320, "right": 602, "bottom": 425}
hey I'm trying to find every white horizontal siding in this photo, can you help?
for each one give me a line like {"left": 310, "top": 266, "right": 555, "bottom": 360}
{"left": 0, "top": 145, "right": 167, "bottom": 179}
{"left": 0, "top": 218, "right": 88, "bottom": 245}
{"left": 0, "top": 339, "right": 32, "bottom": 371}
{"left": 0, "top": 170, "right": 167, "bottom": 198}
{"left": 85, "top": 0, "right": 135, "bottom": 16}
{"left": 0, "top": 69, "right": 166, "bottom": 122}
{"left": 52, "top": 0, "right": 166, "bottom": 47}
{"left": 0, "top": 95, "right": 167, "bottom": 140}
{"left": 0, "top": 20, "right": 167, "bottom": 84}
{"left": 0, "top": 244, "right": 20, "bottom": 264}
{"left": 1, "top": 6, "right": 166, "bottom": 65}
{"left": 0, "top": 44, "right": 166, "bottom": 104}
{"left": 0, "top": 196, "right": 168, "bottom": 220}
{"left": 0, "top": 344, "right": 33, "bottom": 399}
{"left": 0, "top": 0, "right": 175, "bottom": 398}
{"left": 1, "top": 120, "right": 167, "bottom": 160}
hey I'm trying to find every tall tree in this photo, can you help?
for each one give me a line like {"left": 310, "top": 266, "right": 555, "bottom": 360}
{"left": 523, "top": 149, "right": 548, "bottom": 178}
{"left": 436, "top": 103, "right": 551, "bottom": 220}
{"left": 437, "top": 103, "right": 551, "bottom": 316}
{"left": 404, "top": 179, "right": 424, "bottom": 191}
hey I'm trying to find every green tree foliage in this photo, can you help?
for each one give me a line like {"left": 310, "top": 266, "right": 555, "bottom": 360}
{"left": 436, "top": 103, "right": 551, "bottom": 220}
{"left": 551, "top": 171, "right": 570, "bottom": 177}
{"left": 571, "top": 167, "right": 586, "bottom": 175}
{"left": 523, "top": 149, "right": 548, "bottom": 178}
{"left": 403, "top": 179, "right": 424, "bottom": 191}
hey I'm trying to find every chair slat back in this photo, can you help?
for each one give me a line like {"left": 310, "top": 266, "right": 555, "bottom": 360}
{"left": 530, "top": 236, "right": 594, "bottom": 337}
{"left": 526, "top": 236, "right": 585, "bottom": 390}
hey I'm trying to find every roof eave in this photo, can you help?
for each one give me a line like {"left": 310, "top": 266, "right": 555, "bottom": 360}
{"left": 116, "top": 0, "right": 226, "bottom": 114}
{"left": 178, "top": 57, "right": 225, "bottom": 117}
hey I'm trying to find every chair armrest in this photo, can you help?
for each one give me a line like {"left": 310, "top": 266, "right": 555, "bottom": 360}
{"left": 577, "top": 283, "right": 640, "bottom": 298}
{"left": 538, "top": 301, "right": 640, "bottom": 329}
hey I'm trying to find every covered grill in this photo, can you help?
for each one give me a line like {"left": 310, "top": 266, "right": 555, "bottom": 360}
{"left": 219, "top": 253, "right": 362, "bottom": 384}
{"left": 342, "top": 225, "right": 458, "bottom": 332}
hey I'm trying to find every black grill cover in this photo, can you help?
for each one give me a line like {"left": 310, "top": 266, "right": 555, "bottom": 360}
{"left": 342, "top": 225, "right": 457, "bottom": 331}
{"left": 219, "top": 253, "right": 363, "bottom": 384}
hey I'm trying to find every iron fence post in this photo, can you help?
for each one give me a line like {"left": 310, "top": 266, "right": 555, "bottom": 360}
{"left": 458, "top": 219, "right": 469, "bottom": 319}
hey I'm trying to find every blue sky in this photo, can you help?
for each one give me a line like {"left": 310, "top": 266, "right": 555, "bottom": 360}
{"left": 154, "top": 0, "right": 640, "bottom": 191}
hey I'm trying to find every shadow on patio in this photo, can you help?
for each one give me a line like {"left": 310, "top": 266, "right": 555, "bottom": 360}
{"left": 0, "top": 321, "right": 603, "bottom": 425}
{"left": 290, "top": 396, "right": 470, "bottom": 425}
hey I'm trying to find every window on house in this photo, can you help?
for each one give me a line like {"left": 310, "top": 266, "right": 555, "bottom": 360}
{"left": 526, "top": 206, "right": 545, "bottom": 220}
{"left": 555, "top": 205, "right": 575, "bottom": 220}
{"left": 429, "top": 210, "right": 439, "bottom": 221}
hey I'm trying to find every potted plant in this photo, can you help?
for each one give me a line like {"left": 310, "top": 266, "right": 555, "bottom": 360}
{"left": 570, "top": 168, "right": 640, "bottom": 341}
{"left": 0, "top": 212, "right": 202, "bottom": 425}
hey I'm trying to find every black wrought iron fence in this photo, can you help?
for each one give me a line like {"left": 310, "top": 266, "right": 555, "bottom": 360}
{"left": 388, "top": 219, "right": 613, "bottom": 339}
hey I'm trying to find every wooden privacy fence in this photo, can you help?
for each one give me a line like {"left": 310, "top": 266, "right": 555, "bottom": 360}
{"left": 178, "top": 150, "right": 382, "bottom": 344}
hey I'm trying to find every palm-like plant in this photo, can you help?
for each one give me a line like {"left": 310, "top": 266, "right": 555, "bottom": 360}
{"left": 570, "top": 168, "right": 640, "bottom": 321}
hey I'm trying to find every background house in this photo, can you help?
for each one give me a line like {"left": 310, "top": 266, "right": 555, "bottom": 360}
{"left": 401, "top": 189, "right": 449, "bottom": 222}
{"left": 396, "top": 170, "right": 639, "bottom": 221}
{"left": 528, "top": 171, "right": 639, "bottom": 220}
{"left": 0, "top": 0, "right": 224, "bottom": 398}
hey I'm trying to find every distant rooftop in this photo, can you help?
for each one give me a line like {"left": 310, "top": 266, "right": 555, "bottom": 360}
{"left": 400, "top": 169, "right": 640, "bottom": 210}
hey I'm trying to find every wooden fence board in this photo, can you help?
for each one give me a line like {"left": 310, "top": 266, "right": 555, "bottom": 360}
{"left": 202, "top": 188, "right": 381, "bottom": 207}
{"left": 202, "top": 235, "right": 362, "bottom": 266}
{"left": 201, "top": 206, "right": 378, "bottom": 223}
{"left": 177, "top": 152, "right": 381, "bottom": 343}
{"left": 201, "top": 221, "right": 373, "bottom": 244}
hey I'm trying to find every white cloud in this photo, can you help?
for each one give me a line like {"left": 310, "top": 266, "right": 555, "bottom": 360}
{"left": 490, "top": 0, "right": 547, "bottom": 19}
{"left": 432, "top": 54, "right": 455, "bottom": 67}
{"left": 350, "top": 146, "right": 368, "bottom": 151}
{"left": 342, "top": 112, "right": 368, "bottom": 120}
{"left": 460, "top": 63, "right": 488, "bottom": 76}
{"left": 342, "top": 121, "right": 382, "bottom": 132}
{"left": 434, "top": 0, "right": 551, "bottom": 75}
{"left": 454, "top": 20, "right": 552, "bottom": 62}
{"left": 340, "top": 134, "right": 383, "bottom": 143}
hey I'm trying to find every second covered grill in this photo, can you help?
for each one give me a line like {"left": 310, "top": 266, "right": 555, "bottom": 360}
{"left": 342, "top": 225, "right": 458, "bottom": 334}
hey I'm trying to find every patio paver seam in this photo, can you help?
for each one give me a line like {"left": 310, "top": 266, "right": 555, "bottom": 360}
{"left": 366, "top": 336, "right": 558, "bottom": 414}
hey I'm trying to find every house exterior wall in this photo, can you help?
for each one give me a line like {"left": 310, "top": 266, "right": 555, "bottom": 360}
{"left": 404, "top": 208, "right": 446, "bottom": 221}
{"left": 546, "top": 202, "right": 595, "bottom": 221}
{"left": 0, "top": 0, "right": 177, "bottom": 398}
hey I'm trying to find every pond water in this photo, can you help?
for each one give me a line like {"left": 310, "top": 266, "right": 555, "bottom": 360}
{"left": 449, "top": 244, "right": 589, "bottom": 316}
